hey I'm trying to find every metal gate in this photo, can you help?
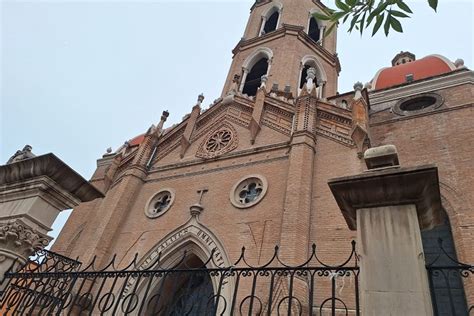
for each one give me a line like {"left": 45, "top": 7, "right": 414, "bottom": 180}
{"left": 0, "top": 242, "right": 360, "bottom": 315}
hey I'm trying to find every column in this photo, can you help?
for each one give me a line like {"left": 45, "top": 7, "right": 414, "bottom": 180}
{"left": 0, "top": 150, "right": 102, "bottom": 279}
{"left": 239, "top": 67, "right": 249, "bottom": 92}
{"left": 328, "top": 145, "right": 441, "bottom": 315}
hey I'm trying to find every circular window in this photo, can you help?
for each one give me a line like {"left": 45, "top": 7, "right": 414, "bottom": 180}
{"left": 230, "top": 175, "right": 268, "bottom": 209}
{"left": 145, "top": 189, "right": 175, "bottom": 218}
{"left": 196, "top": 124, "right": 238, "bottom": 159}
{"left": 393, "top": 93, "right": 443, "bottom": 116}
{"left": 206, "top": 129, "right": 232, "bottom": 153}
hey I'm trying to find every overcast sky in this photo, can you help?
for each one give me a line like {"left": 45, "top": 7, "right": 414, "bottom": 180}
{"left": 1, "top": 0, "right": 473, "bottom": 243}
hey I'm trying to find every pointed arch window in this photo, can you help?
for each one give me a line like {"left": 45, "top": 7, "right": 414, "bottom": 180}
{"left": 146, "top": 254, "right": 215, "bottom": 315}
{"left": 421, "top": 210, "right": 469, "bottom": 314}
{"left": 308, "top": 17, "right": 321, "bottom": 43}
{"left": 242, "top": 57, "right": 268, "bottom": 96}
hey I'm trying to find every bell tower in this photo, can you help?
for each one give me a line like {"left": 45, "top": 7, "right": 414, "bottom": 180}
{"left": 222, "top": 0, "right": 340, "bottom": 99}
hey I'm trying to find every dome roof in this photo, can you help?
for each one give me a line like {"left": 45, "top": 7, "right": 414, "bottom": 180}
{"left": 372, "top": 54, "right": 456, "bottom": 91}
{"left": 128, "top": 134, "right": 145, "bottom": 147}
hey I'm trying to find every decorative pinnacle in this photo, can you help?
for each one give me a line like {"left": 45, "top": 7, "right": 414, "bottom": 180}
{"left": 260, "top": 75, "right": 268, "bottom": 88}
{"left": 106, "top": 147, "right": 112, "bottom": 154}
{"left": 306, "top": 67, "right": 317, "bottom": 81}
{"left": 454, "top": 58, "right": 465, "bottom": 68}
{"left": 353, "top": 81, "right": 363, "bottom": 91}
{"left": 197, "top": 93, "right": 205, "bottom": 105}
{"left": 161, "top": 111, "right": 169, "bottom": 121}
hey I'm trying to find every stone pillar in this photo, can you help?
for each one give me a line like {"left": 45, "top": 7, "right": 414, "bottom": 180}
{"left": 328, "top": 145, "right": 443, "bottom": 315}
{"left": 0, "top": 151, "right": 102, "bottom": 279}
{"left": 239, "top": 67, "right": 249, "bottom": 92}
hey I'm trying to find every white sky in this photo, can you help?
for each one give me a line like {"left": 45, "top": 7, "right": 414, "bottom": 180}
{"left": 1, "top": 0, "right": 473, "bottom": 243}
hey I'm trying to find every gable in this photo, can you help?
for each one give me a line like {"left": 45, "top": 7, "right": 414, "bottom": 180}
{"left": 151, "top": 99, "right": 293, "bottom": 168}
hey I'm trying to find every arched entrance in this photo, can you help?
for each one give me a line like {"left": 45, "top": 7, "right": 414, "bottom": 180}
{"left": 146, "top": 253, "right": 216, "bottom": 315}
{"left": 422, "top": 209, "right": 469, "bottom": 315}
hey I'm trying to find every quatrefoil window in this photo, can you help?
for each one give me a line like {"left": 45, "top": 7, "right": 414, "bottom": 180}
{"left": 239, "top": 182, "right": 263, "bottom": 204}
{"left": 145, "top": 189, "right": 175, "bottom": 219}
{"left": 230, "top": 175, "right": 268, "bottom": 209}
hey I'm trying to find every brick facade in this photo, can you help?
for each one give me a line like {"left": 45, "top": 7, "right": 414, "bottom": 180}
{"left": 52, "top": 0, "right": 473, "bottom": 312}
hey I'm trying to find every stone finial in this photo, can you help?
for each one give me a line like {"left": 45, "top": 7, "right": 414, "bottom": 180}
{"left": 190, "top": 204, "right": 204, "bottom": 217}
{"left": 353, "top": 82, "right": 363, "bottom": 91}
{"left": 306, "top": 67, "right": 317, "bottom": 81}
{"left": 161, "top": 110, "right": 170, "bottom": 121}
{"left": 260, "top": 75, "right": 268, "bottom": 88}
{"left": 197, "top": 93, "right": 205, "bottom": 105}
{"left": 6, "top": 145, "right": 36, "bottom": 165}
{"left": 454, "top": 58, "right": 465, "bottom": 68}
{"left": 106, "top": 147, "right": 112, "bottom": 154}
{"left": 353, "top": 81, "right": 363, "bottom": 100}
{"left": 364, "top": 145, "right": 400, "bottom": 170}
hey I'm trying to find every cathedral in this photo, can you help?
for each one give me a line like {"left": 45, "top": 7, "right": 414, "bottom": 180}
{"left": 0, "top": 0, "right": 472, "bottom": 315}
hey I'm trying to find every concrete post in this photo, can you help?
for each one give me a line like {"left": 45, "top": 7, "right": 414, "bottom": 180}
{"left": 0, "top": 151, "right": 102, "bottom": 279}
{"left": 328, "top": 145, "right": 444, "bottom": 315}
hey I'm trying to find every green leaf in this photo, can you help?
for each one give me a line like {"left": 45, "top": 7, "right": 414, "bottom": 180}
{"left": 332, "top": 11, "right": 347, "bottom": 21}
{"left": 372, "top": 13, "right": 384, "bottom": 36}
{"left": 324, "top": 22, "right": 337, "bottom": 36}
{"left": 384, "top": 12, "right": 391, "bottom": 36}
{"left": 396, "top": 0, "right": 413, "bottom": 13}
{"left": 428, "top": 0, "right": 438, "bottom": 12}
{"left": 359, "top": 11, "right": 367, "bottom": 35}
{"left": 312, "top": 12, "right": 331, "bottom": 21}
{"left": 390, "top": 16, "right": 403, "bottom": 32}
{"left": 346, "top": 0, "right": 357, "bottom": 7}
{"left": 349, "top": 13, "right": 361, "bottom": 32}
{"left": 336, "top": 0, "right": 350, "bottom": 12}
{"left": 391, "top": 10, "right": 410, "bottom": 18}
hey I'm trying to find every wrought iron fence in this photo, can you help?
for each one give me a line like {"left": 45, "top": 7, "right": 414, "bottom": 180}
{"left": 0, "top": 242, "right": 359, "bottom": 315}
{"left": 426, "top": 238, "right": 473, "bottom": 316}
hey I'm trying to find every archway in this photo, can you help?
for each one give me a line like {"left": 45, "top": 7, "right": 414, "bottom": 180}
{"left": 421, "top": 209, "right": 469, "bottom": 314}
{"left": 146, "top": 253, "right": 215, "bottom": 315}
{"left": 242, "top": 57, "right": 269, "bottom": 96}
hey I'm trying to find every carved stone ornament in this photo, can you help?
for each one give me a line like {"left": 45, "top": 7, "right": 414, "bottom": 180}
{"left": 0, "top": 220, "right": 50, "bottom": 259}
{"left": 196, "top": 123, "right": 238, "bottom": 159}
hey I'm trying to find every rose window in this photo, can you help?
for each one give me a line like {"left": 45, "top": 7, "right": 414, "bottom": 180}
{"left": 145, "top": 189, "right": 175, "bottom": 218}
{"left": 230, "top": 175, "right": 268, "bottom": 209}
{"left": 206, "top": 130, "right": 232, "bottom": 153}
{"left": 196, "top": 125, "right": 238, "bottom": 159}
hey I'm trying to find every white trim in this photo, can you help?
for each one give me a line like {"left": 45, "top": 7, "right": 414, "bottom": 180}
{"left": 259, "top": 3, "right": 283, "bottom": 35}
{"left": 369, "top": 70, "right": 473, "bottom": 107}
{"left": 300, "top": 55, "right": 328, "bottom": 82}
{"left": 131, "top": 216, "right": 234, "bottom": 315}
{"left": 242, "top": 47, "right": 273, "bottom": 70}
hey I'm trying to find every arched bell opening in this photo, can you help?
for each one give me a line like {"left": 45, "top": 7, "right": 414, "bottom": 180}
{"left": 308, "top": 16, "right": 321, "bottom": 43}
{"left": 242, "top": 57, "right": 269, "bottom": 97}
{"left": 146, "top": 253, "right": 216, "bottom": 315}
{"left": 263, "top": 10, "right": 279, "bottom": 34}
{"left": 299, "top": 64, "right": 319, "bottom": 89}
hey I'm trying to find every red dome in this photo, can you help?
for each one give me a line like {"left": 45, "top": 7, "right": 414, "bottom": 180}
{"left": 372, "top": 55, "right": 455, "bottom": 90}
{"left": 128, "top": 134, "right": 145, "bottom": 146}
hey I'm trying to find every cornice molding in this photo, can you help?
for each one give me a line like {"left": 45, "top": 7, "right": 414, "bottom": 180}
{"left": 369, "top": 69, "right": 473, "bottom": 106}
{"left": 234, "top": 24, "right": 337, "bottom": 65}
{"left": 0, "top": 154, "right": 103, "bottom": 203}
